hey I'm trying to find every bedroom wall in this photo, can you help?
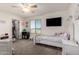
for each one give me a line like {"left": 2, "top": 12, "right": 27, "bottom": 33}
{"left": 0, "top": 11, "right": 24, "bottom": 39}
{"left": 26, "top": 10, "right": 73, "bottom": 40}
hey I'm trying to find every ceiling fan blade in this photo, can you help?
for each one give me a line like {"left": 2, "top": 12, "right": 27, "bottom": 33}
{"left": 11, "top": 5, "right": 19, "bottom": 8}
{"left": 30, "top": 5, "right": 38, "bottom": 8}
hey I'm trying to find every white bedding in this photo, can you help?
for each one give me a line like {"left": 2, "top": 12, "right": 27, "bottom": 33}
{"left": 36, "top": 35, "right": 65, "bottom": 43}
{"left": 34, "top": 35, "right": 68, "bottom": 47}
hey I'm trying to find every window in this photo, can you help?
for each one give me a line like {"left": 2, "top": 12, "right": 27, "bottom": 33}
{"left": 31, "top": 19, "right": 41, "bottom": 34}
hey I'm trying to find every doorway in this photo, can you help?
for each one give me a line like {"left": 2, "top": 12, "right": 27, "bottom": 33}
{"left": 12, "top": 19, "right": 20, "bottom": 40}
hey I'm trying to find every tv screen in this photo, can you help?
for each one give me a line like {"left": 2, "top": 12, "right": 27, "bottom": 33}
{"left": 46, "top": 17, "right": 62, "bottom": 26}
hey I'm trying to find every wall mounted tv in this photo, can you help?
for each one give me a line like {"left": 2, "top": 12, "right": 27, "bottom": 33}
{"left": 46, "top": 17, "right": 62, "bottom": 26}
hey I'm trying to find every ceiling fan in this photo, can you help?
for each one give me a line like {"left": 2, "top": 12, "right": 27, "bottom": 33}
{"left": 12, "top": 3, "right": 38, "bottom": 13}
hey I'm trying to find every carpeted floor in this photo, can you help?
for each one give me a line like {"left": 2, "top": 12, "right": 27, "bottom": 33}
{"left": 13, "top": 39, "right": 62, "bottom": 55}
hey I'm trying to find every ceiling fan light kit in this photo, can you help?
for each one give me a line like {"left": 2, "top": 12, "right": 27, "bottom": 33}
{"left": 12, "top": 3, "right": 38, "bottom": 13}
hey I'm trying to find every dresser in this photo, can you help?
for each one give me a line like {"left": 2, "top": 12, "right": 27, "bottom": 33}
{"left": 0, "top": 39, "right": 12, "bottom": 55}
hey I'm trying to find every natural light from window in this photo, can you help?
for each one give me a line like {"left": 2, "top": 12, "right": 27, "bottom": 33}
{"left": 31, "top": 20, "right": 41, "bottom": 34}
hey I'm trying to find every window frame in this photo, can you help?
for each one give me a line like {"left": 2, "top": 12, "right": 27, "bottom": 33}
{"left": 30, "top": 19, "right": 41, "bottom": 34}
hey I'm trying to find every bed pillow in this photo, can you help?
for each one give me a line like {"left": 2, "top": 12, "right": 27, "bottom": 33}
{"left": 61, "top": 32, "right": 70, "bottom": 40}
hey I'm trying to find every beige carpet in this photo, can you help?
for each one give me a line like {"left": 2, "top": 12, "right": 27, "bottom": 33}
{"left": 13, "top": 39, "right": 62, "bottom": 55}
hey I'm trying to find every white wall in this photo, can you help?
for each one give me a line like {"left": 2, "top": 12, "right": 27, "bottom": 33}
{"left": 27, "top": 10, "right": 73, "bottom": 40}
{"left": 0, "top": 12, "right": 24, "bottom": 39}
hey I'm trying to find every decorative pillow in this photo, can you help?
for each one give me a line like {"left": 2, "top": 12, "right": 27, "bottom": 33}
{"left": 62, "top": 32, "right": 70, "bottom": 40}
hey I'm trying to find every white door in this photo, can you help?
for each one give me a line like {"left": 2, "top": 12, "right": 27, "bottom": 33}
{"left": 74, "top": 20, "right": 79, "bottom": 42}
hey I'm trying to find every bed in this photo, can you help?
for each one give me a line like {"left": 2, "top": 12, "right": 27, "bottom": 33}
{"left": 34, "top": 34, "right": 69, "bottom": 47}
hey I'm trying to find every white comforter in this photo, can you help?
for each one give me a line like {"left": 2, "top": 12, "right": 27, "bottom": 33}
{"left": 36, "top": 35, "right": 66, "bottom": 43}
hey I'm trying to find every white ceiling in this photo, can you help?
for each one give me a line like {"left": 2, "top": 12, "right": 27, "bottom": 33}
{"left": 0, "top": 3, "right": 71, "bottom": 18}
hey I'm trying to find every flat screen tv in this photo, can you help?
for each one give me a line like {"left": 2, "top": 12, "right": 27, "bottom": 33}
{"left": 46, "top": 17, "right": 62, "bottom": 26}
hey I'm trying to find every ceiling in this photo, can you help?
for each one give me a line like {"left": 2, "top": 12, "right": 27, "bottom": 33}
{"left": 0, "top": 3, "right": 71, "bottom": 18}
